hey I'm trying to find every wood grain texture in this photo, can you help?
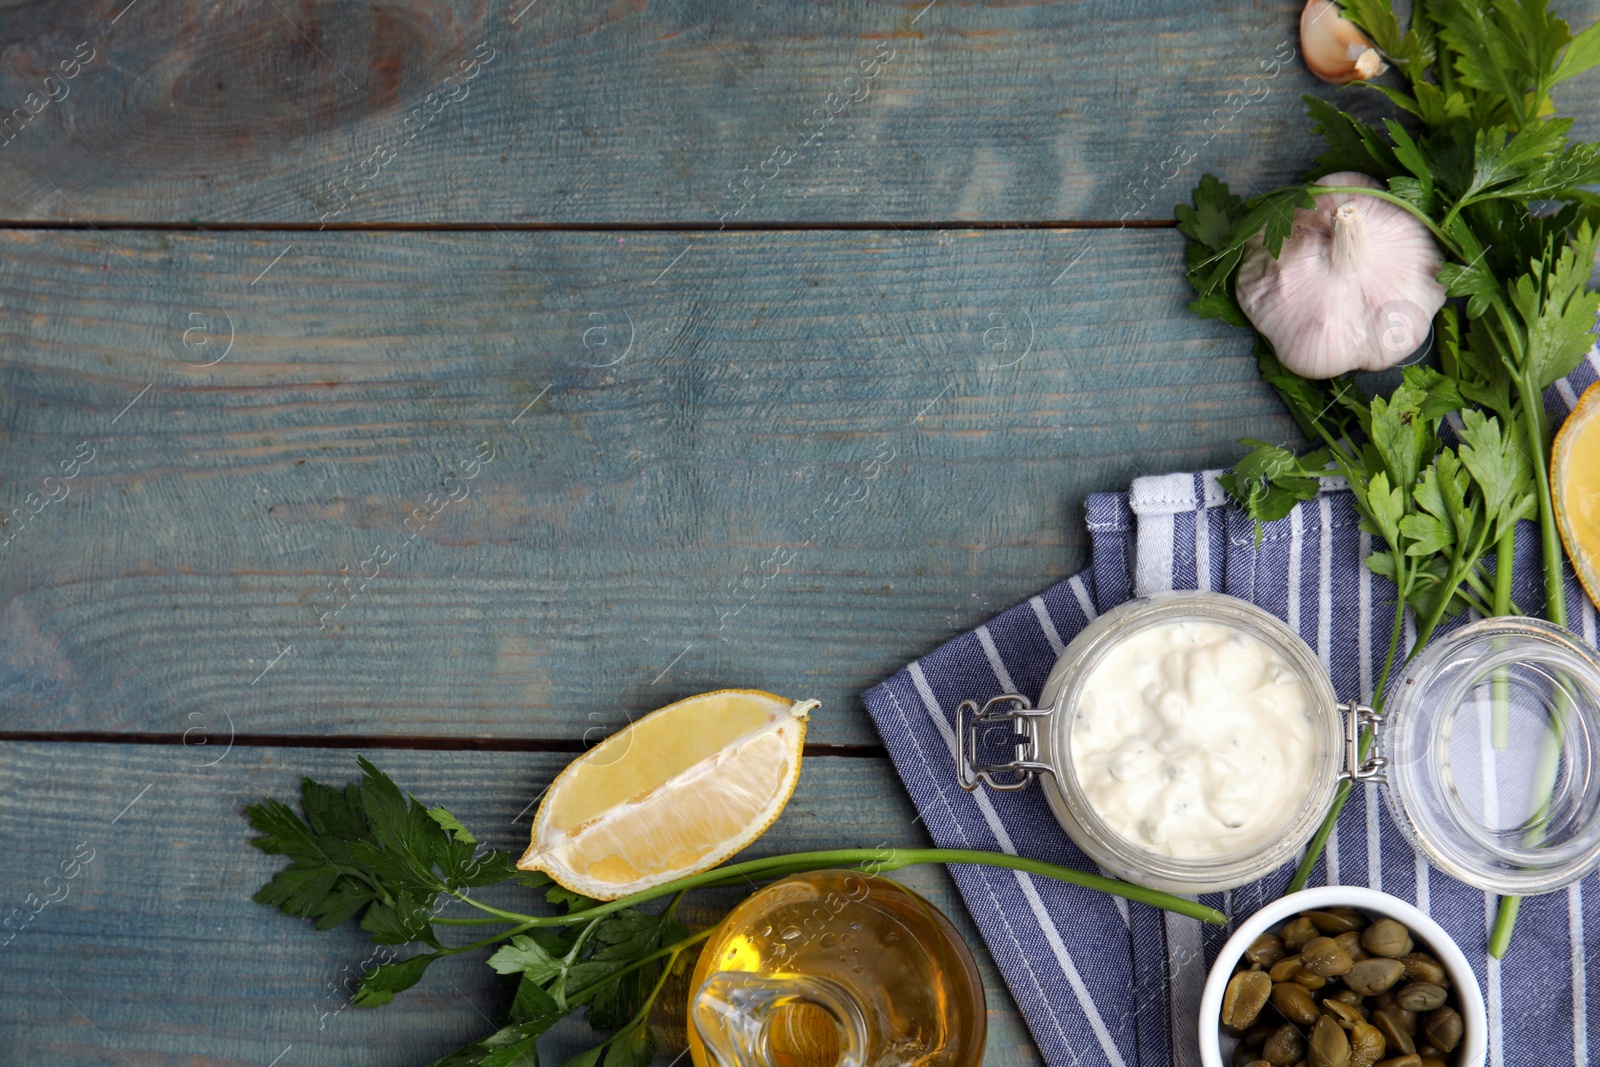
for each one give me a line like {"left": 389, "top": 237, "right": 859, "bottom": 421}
{"left": 0, "top": 227, "right": 1296, "bottom": 743}
{"left": 0, "top": 743, "right": 1046, "bottom": 1067}
{"left": 7, "top": 0, "right": 1595, "bottom": 223}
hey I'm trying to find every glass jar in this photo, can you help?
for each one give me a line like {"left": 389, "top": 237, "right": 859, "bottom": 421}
{"left": 1384, "top": 615, "right": 1600, "bottom": 895}
{"left": 957, "top": 591, "right": 1600, "bottom": 897}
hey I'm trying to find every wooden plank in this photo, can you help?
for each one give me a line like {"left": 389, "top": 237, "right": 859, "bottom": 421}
{"left": 0, "top": 227, "right": 1295, "bottom": 743}
{"left": 0, "top": 743, "right": 1045, "bottom": 1067}
{"left": 7, "top": 1, "right": 1593, "bottom": 224}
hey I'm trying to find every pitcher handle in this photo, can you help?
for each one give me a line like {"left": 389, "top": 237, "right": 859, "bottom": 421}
{"left": 691, "top": 971, "right": 869, "bottom": 1067}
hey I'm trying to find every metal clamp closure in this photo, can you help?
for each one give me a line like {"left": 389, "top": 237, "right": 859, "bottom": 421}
{"left": 956, "top": 694, "right": 1054, "bottom": 792}
{"left": 1338, "top": 701, "right": 1388, "bottom": 784}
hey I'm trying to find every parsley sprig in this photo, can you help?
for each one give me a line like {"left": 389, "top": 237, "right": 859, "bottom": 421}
{"left": 1180, "top": 0, "right": 1600, "bottom": 957}
{"left": 249, "top": 758, "right": 1225, "bottom": 1066}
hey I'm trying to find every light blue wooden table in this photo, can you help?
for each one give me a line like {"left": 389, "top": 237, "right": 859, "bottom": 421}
{"left": 5, "top": 2, "right": 1596, "bottom": 1064}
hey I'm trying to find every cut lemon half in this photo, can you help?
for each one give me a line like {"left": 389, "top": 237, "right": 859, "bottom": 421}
{"left": 1555, "top": 381, "right": 1600, "bottom": 613}
{"left": 518, "top": 689, "right": 817, "bottom": 900}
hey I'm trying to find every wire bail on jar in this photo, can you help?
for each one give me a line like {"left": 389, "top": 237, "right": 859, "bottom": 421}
{"left": 1338, "top": 701, "right": 1388, "bottom": 784}
{"left": 956, "top": 694, "right": 1054, "bottom": 792}
{"left": 961, "top": 694, "right": 1386, "bottom": 792}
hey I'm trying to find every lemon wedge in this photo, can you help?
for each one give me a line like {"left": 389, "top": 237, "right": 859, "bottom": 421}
{"left": 518, "top": 689, "right": 817, "bottom": 900}
{"left": 1555, "top": 381, "right": 1600, "bottom": 613}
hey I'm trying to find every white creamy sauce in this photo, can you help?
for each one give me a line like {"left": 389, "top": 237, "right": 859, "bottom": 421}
{"left": 1069, "top": 619, "right": 1317, "bottom": 858}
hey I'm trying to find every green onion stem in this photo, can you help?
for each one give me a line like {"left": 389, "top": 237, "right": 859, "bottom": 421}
{"left": 1289, "top": 566, "right": 1454, "bottom": 894}
{"left": 1288, "top": 591, "right": 1396, "bottom": 894}
{"left": 1493, "top": 529, "right": 1517, "bottom": 750}
{"left": 474, "top": 849, "right": 1228, "bottom": 928}
{"left": 1489, "top": 897, "right": 1523, "bottom": 957}
{"left": 1490, "top": 367, "right": 1572, "bottom": 957}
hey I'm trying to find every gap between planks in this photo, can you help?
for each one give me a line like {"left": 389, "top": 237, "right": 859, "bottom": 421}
{"left": 0, "top": 218, "right": 1177, "bottom": 233}
{"left": 0, "top": 730, "right": 887, "bottom": 757}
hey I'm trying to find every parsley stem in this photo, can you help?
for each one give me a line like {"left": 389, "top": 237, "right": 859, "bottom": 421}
{"left": 1431, "top": 8, "right": 1455, "bottom": 98}
{"left": 1467, "top": 560, "right": 1509, "bottom": 621}
{"left": 564, "top": 926, "right": 715, "bottom": 1006}
{"left": 1516, "top": 369, "right": 1568, "bottom": 632}
{"left": 440, "top": 922, "right": 539, "bottom": 957}
{"left": 563, "top": 905, "right": 604, "bottom": 963}
{"left": 580, "top": 936, "right": 703, "bottom": 1059}
{"left": 447, "top": 888, "right": 550, "bottom": 926}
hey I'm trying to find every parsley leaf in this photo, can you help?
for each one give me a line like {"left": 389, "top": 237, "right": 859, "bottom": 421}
{"left": 1510, "top": 219, "right": 1600, "bottom": 388}
{"left": 427, "top": 1021, "right": 548, "bottom": 1067}
{"left": 247, "top": 786, "right": 379, "bottom": 931}
{"left": 1237, "top": 186, "right": 1318, "bottom": 259}
{"left": 602, "top": 1022, "right": 654, "bottom": 1067}
{"left": 1305, "top": 96, "right": 1399, "bottom": 177}
{"left": 560, "top": 1048, "right": 603, "bottom": 1067}
{"left": 248, "top": 758, "right": 521, "bottom": 966}
{"left": 430, "top": 807, "right": 478, "bottom": 845}
{"left": 1338, "top": 0, "right": 1422, "bottom": 69}
{"left": 1553, "top": 16, "right": 1600, "bottom": 83}
{"left": 568, "top": 907, "right": 690, "bottom": 1031}
{"left": 1433, "top": 0, "right": 1544, "bottom": 124}
{"left": 362, "top": 896, "right": 443, "bottom": 948}
{"left": 354, "top": 954, "right": 438, "bottom": 1008}
{"left": 488, "top": 935, "right": 565, "bottom": 984}
{"left": 546, "top": 883, "right": 601, "bottom": 913}
{"left": 1219, "top": 442, "right": 1331, "bottom": 537}
{"left": 1175, "top": 174, "right": 1242, "bottom": 252}
{"left": 511, "top": 975, "right": 565, "bottom": 1028}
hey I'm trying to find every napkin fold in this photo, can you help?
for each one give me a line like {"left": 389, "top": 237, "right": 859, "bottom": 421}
{"left": 862, "top": 353, "right": 1600, "bottom": 1067}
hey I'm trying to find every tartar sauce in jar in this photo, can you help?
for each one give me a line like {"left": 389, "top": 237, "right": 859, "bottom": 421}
{"left": 1069, "top": 619, "right": 1317, "bottom": 858}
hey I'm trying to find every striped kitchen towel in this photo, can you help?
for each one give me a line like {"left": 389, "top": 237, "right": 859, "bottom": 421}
{"left": 861, "top": 351, "right": 1600, "bottom": 1067}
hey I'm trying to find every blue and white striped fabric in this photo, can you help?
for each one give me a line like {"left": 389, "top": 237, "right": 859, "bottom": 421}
{"left": 862, "top": 350, "right": 1600, "bottom": 1067}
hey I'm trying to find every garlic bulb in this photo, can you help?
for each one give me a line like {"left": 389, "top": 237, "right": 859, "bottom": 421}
{"left": 1301, "top": 0, "right": 1387, "bottom": 84}
{"left": 1234, "top": 172, "right": 1446, "bottom": 379}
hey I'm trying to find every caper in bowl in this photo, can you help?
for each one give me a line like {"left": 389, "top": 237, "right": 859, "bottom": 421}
{"left": 1198, "top": 887, "right": 1486, "bottom": 1067}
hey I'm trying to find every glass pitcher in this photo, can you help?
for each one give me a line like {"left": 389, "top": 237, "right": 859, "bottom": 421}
{"left": 686, "top": 870, "right": 986, "bottom": 1067}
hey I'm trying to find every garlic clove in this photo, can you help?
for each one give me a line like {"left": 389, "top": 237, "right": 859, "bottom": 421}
{"left": 1301, "top": 0, "right": 1388, "bottom": 84}
{"left": 1234, "top": 172, "right": 1446, "bottom": 379}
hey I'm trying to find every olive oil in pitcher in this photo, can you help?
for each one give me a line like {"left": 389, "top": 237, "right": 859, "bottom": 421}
{"left": 687, "top": 870, "right": 986, "bottom": 1067}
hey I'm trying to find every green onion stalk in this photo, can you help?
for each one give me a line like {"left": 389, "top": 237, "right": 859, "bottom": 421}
{"left": 1486, "top": 353, "right": 1571, "bottom": 958}
{"left": 451, "top": 848, "right": 1227, "bottom": 931}
{"left": 1280, "top": 186, "right": 1576, "bottom": 960}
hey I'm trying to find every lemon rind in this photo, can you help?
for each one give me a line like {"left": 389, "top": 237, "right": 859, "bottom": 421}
{"left": 518, "top": 689, "right": 812, "bottom": 900}
{"left": 1554, "top": 382, "right": 1600, "bottom": 614}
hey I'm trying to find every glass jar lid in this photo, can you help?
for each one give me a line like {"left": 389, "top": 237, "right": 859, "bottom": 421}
{"left": 1383, "top": 616, "right": 1600, "bottom": 896}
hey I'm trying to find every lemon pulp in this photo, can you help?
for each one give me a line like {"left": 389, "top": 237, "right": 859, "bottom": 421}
{"left": 518, "top": 689, "right": 815, "bottom": 900}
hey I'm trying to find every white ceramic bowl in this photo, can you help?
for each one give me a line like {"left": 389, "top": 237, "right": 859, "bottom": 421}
{"left": 1198, "top": 886, "right": 1487, "bottom": 1067}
